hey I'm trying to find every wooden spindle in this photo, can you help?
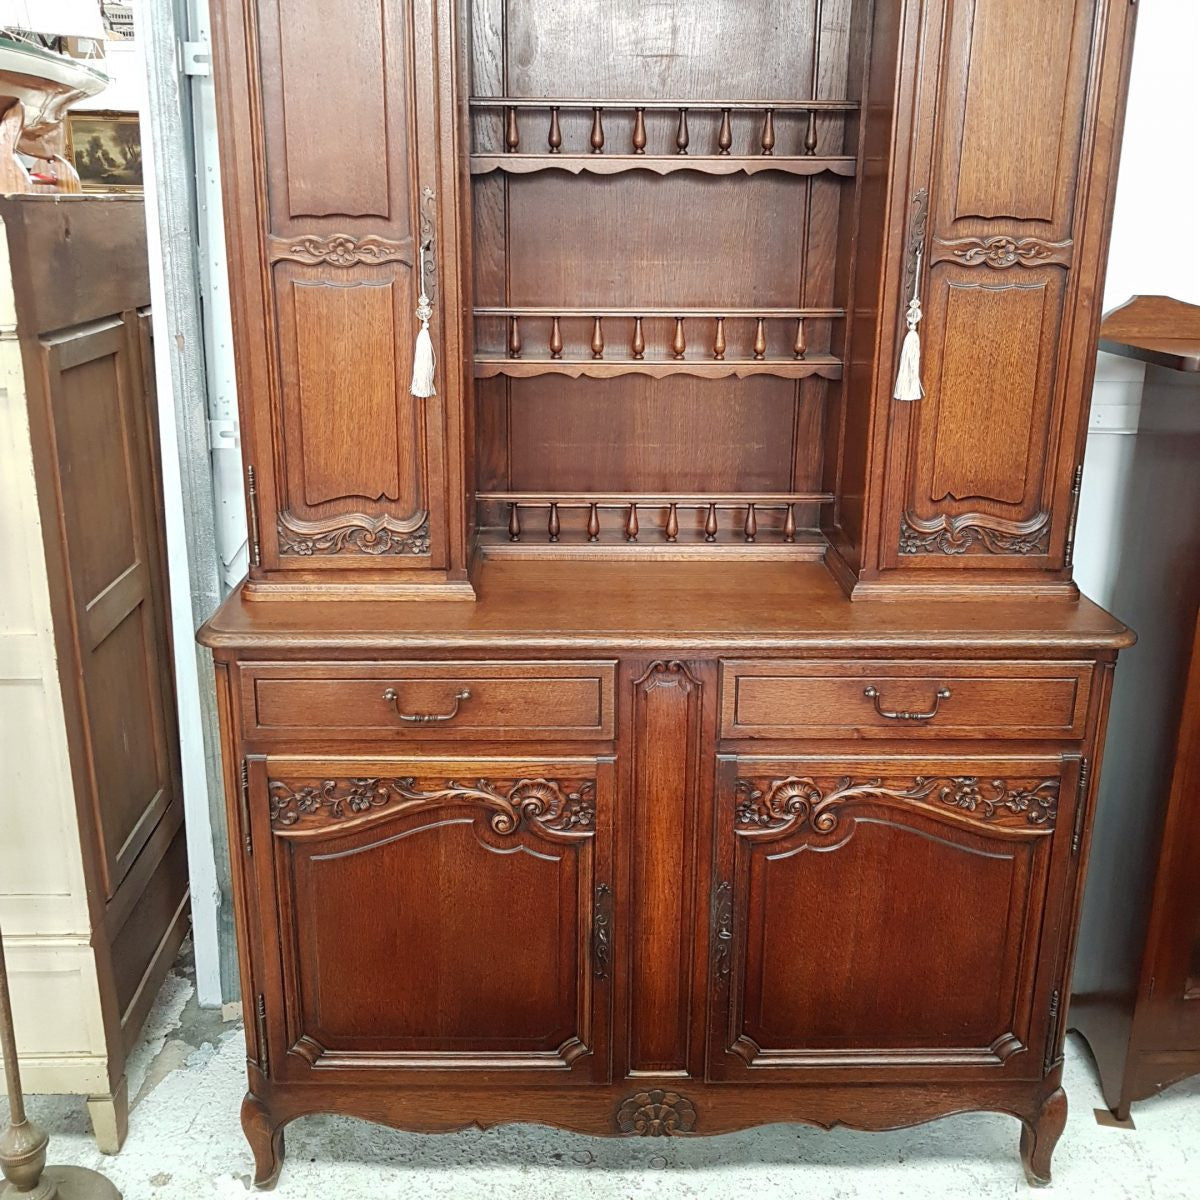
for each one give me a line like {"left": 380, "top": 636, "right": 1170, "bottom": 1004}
{"left": 665, "top": 503, "right": 679, "bottom": 543}
{"left": 590, "top": 107, "right": 605, "bottom": 153}
{"left": 505, "top": 106, "right": 519, "bottom": 152}
{"left": 753, "top": 317, "right": 767, "bottom": 360}
{"left": 548, "top": 502, "right": 560, "bottom": 543}
{"left": 713, "top": 317, "right": 726, "bottom": 361}
{"left": 508, "top": 504, "right": 521, "bottom": 542}
{"left": 672, "top": 317, "right": 686, "bottom": 360}
{"left": 631, "top": 317, "right": 645, "bottom": 360}
{"left": 744, "top": 503, "right": 758, "bottom": 543}
{"left": 591, "top": 317, "right": 605, "bottom": 359}
{"left": 626, "top": 503, "right": 639, "bottom": 542}
{"left": 549, "top": 316, "right": 563, "bottom": 359}
{"left": 793, "top": 318, "right": 807, "bottom": 360}
{"left": 587, "top": 503, "right": 600, "bottom": 542}
{"left": 760, "top": 108, "right": 775, "bottom": 155}
{"left": 804, "top": 109, "right": 818, "bottom": 155}
{"left": 718, "top": 108, "right": 732, "bottom": 155}
{"left": 704, "top": 502, "right": 719, "bottom": 542}
{"left": 632, "top": 107, "right": 647, "bottom": 154}
{"left": 548, "top": 106, "right": 562, "bottom": 153}
{"left": 675, "top": 108, "right": 689, "bottom": 154}
{"left": 783, "top": 502, "right": 797, "bottom": 543}
{"left": 508, "top": 315, "right": 522, "bottom": 359}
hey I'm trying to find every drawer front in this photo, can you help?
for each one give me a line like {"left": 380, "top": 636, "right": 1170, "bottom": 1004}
{"left": 241, "top": 661, "right": 616, "bottom": 741}
{"left": 720, "top": 660, "right": 1092, "bottom": 740}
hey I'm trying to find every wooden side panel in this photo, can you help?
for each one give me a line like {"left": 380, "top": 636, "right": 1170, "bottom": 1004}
{"left": 875, "top": 0, "right": 1136, "bottom": 576}
{"left": 1140, "top": 616, "right": 1200, "bottom": 1050}
{"left": 38, "top": 319, "right": 179, "bottom": 898}
{"left": 709, "top": 755, "right": 1079, "bottom": 1081}
{"left": 8, "top": 195, "right": 191, "bottom": 1082}
{"left": 211, "top": 0, "right": 452, "bottom": 574}
{"left": 625, "top": 662, "right": 705, "bottom": 1077}
{"left": 251, "top": 757, "right": 613, "bottom": 1081}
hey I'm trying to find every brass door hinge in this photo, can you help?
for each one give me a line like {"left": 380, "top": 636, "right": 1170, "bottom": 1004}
{"left": 246, "top": 464, "right": 262, "bottom": 567}
{"left": 1043, "top": 988, "right": 1063, "bottom": 1073}
{"left": 1064, "top": 463, "right": 1084, "bottom": 570}
{"left": 711, "top": 880, "right": 733, "bottom": 995}
{"left": 239, "top": 759, "right": 253, "bottom": 856}
{"left": 1072, "top": 757, "right": 1091, "bottom": 855}
{"left": 592, "top": 883, "right": 613, "bottom": 980}
{"left": 255, "top": 993, "right": 269, "bottom": 1074}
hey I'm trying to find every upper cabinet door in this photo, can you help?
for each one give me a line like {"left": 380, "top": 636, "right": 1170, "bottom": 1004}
{"left": 880, "top": 0, "right": 1134, "bottom": 577}
{"left": 212, "top": 0, "right": 459, "bottom": 582}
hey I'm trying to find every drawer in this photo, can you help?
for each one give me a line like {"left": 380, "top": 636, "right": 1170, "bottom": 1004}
{"left": 720, "top": 660, "right": 1092, "bottom": 740}
{"left": 241, "top": 661, "right": 616, "bottom": 741}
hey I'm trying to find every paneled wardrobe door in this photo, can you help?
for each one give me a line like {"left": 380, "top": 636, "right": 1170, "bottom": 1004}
{"left": 877, "top": 0, "right": 1136, "bottom": 583}
{"left": 210, "top": 0, "right": 465, "bottom": 589}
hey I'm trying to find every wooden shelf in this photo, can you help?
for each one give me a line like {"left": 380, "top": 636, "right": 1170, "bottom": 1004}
{"left": 471, "top": 154, "right": 856, "bottom": 178}
{"left": 475, "top": 306, "right": 844, "bottom": 320}
{"left": 478, "top": 532, "right": 828, "bottom": 562}
{"left": 478, "top": 492, "right": 831, "bottom": 551}
{"left": 468, "top": 98, "right": 860, "bottom": 112}
{"left": 479, "top": 491, "right": 834, "bottom": 505}
{"left": 474, "top": 355, "right": 842, "bottom": 381}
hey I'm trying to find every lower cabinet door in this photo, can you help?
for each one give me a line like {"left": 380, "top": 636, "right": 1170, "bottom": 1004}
{"left": 248, "top": 755, "right": 615, "bottom": 1082}
{"left": 707, "top": 753, "right": 1081, "bottom": 1081}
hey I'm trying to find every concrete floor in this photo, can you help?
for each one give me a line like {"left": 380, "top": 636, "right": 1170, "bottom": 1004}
{"left": 6, "top": 946, "right": 1198, "bottom": 1199}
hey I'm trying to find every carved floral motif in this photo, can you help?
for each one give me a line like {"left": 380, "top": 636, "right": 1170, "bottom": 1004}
{"left": 734, "top": 774, "right": 1059, "bottom": 837}
{"left": 615, "top": 1090, "right": 697, "bottom": 1136}
{"left": 935, "top": 235, "right": 1073, "bottom": 270}
{"left": 899, "top": 512, "right": 1051, "bottom": 556}
{"left": 268, "top": 776, "right": 596, "bottom": 836}
{"left": 273, "top": 233, "right": 412, "bottom": 267}
{"left": 277, "top": 515, "right": 431, "bottom": 557}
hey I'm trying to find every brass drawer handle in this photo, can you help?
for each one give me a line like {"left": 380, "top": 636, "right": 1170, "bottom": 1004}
{"left": 381, "top": 687, "right": 470, "bottom": 724}
{"left": 863, "top": 685, "right": 950, "bottom": 721}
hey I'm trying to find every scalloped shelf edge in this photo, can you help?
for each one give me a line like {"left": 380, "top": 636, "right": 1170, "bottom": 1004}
{"left": 469, "top": 154, "right": 857, "bottom": 178}
{"left": 474, "top": 358, "right": 844, "bottom": 382}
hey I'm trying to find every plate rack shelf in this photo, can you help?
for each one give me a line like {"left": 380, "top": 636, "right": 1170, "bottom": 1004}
{"left": 469, "top": 97, "right": 858, "bottom": 176}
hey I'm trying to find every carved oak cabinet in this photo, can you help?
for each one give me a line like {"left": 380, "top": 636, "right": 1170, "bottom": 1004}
{"left": 200, "top": 0, "right": 1138, "bottom": 1186}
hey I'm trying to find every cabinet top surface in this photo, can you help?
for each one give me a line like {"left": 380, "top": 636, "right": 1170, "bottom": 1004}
{"left": 199, "top": 561, "right": 1132, "bottom": 657}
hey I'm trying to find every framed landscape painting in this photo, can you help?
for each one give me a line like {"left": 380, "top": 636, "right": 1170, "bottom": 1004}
{"left": 66, "top": 111, "right": 143, "bottom": 193}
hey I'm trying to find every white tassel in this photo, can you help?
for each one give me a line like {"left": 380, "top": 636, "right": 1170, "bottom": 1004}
{"left": 892, "top": 249, "right": 925, "bottom": 402}
{"left": 410, "top": 244, "right": 436, "bottom": 398}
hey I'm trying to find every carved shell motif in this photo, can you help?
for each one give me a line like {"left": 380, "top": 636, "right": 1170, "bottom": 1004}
{"left": 615, "top": 1090, "right": 697, "bottom": 1136}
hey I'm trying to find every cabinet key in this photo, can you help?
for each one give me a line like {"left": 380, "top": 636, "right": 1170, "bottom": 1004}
{"left": 863, "top": 685, "right": 950, "bottom": 721}
{"left": 381, "top": 687, "right": 471, "bottom": 723}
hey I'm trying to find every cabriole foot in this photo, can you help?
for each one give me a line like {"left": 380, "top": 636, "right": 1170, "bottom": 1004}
{"left": 241, "top": 1092, "right": 285, "bottom": 1190}
{"left": 1020, "top": 1087, "right": 1067, "bottom": 1186}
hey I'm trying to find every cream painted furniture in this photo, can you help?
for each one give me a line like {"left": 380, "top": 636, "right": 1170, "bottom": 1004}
{"left": 0, "top": 195, "right": 188, "bottom": 1151}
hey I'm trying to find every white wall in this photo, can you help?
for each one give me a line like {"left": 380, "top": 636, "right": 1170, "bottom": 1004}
{"left": 1100, "top": 0, "right": 1200, "bottom": 314}
{"left": 1076, "top": 0, "right": 1200, "bottom": 612}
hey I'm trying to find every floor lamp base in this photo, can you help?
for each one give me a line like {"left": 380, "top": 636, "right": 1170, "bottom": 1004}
{"left": 2, "top": 1165, "right": 122, "bottom": 1200}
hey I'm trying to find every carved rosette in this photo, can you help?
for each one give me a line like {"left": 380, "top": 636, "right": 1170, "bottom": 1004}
{"left": 277, "top": 514, "right": 431, "bottom": 557}
{"left": 734, "top": 775, "right": 1058, "bottom": 838}
{"left": 615, "top": 1090, "right": 697, "bottom": 1136}
{"left": 899, "top": 512, "right": 1051, "bottom": 556}
{"left": 268, "top": 776, "right": 596, "bottom": 837}
{"left": 933, "top": 235, "right": 1074, "bottom": 270}
{"left": 270, "top": 233, "right": 413, "bottom": 267}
